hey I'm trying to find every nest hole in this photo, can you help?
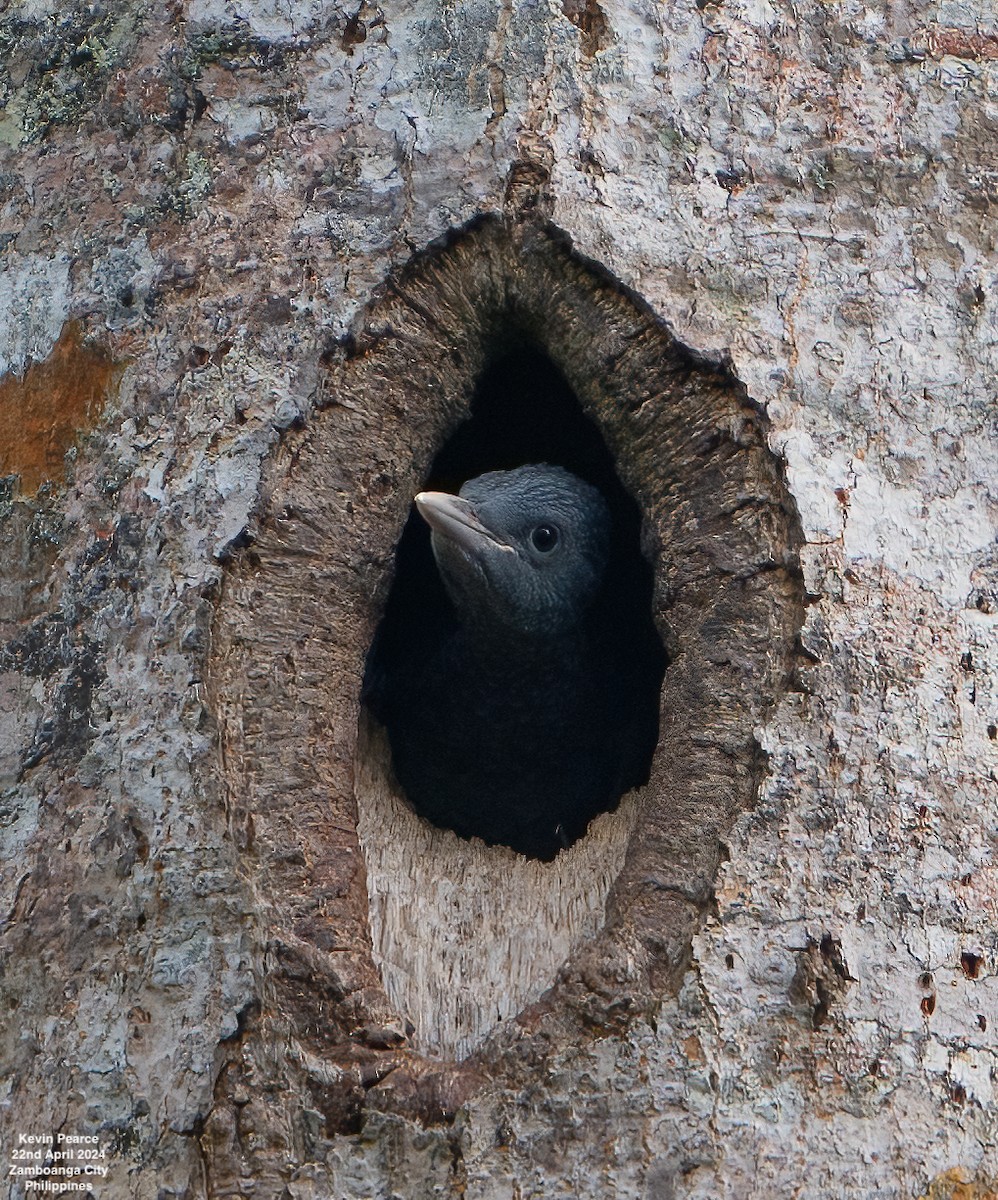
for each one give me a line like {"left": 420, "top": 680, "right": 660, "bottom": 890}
{"left": 356, "top": 341, "right": 667, "bottom": 1057}
{"left": 209, "top": 217, "right": 805, "bottom": 1096}
{"left": 366, "top": 343, "right": 666, "bottom": 854}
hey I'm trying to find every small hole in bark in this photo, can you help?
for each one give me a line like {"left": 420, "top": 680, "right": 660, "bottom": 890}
{"left": 364, "top": 346, "right": 666, "bottom": 860}
{"left": 340, "top": 10, "right": 368, "bottom": 51}
{"left": 960, "top": 951, "right": 983, "bottom": 979}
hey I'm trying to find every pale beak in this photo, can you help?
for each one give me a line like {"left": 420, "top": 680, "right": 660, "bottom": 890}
{"left": 414, "top": 491, "right": 514, "bottom": 554}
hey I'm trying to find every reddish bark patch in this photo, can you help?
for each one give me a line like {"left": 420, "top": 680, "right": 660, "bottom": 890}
{"left": 0, "top": 321, "right": 122, "bottom": 495}
{"left": 928, "top": 29, "right": 998, "bottom": 60}
{"left": 921, "top": 1167, "right": 998, "bottom": 1200}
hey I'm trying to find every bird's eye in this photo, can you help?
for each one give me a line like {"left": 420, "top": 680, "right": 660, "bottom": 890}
{"left": 530, "top": 525, "right": 560, "bottom": 553}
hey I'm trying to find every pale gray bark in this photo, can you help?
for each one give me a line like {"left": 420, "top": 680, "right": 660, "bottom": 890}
{"left": 1, "top": 2, "right": 997, "bottom": 1199}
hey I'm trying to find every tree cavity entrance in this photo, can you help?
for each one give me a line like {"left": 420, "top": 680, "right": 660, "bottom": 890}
{"left": 209, "top": 217, "right": 805, "bottom": 1105}
{"left": 364, "top": 347, "right": 666, "bottom": 858}
{"left": 357, "top": 343, "right": 666, "bottom": 1057}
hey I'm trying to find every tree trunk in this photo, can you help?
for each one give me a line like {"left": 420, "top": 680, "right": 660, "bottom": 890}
{"left": 1, "top": 3, "right": 996, "bottom": 1199}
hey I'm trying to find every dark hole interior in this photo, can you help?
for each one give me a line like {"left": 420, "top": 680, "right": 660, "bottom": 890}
{"left": 363, "top": 343, "right": 667, "bottom": 860}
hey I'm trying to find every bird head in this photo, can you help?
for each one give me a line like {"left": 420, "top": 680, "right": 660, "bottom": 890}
{"left": 414, "top": 465, "right": 611, "bottom": 638}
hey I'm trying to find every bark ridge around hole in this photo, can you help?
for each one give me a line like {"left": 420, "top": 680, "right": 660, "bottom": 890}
{"left": 207, "top": 215, "right": 805, "bottom": 1134}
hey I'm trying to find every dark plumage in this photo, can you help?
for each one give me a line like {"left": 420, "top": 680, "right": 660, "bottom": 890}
{"left": 364, "top": 464, "right": 661, "bottom": 860}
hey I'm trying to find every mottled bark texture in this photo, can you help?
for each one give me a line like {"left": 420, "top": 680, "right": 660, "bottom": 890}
{"left": 1, "top": 2, "right": 997, "bottom": 1199}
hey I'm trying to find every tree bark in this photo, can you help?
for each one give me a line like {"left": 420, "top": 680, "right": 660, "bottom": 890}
{"left": 1, "top": 3, "right": 996, "bottom": 1199}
